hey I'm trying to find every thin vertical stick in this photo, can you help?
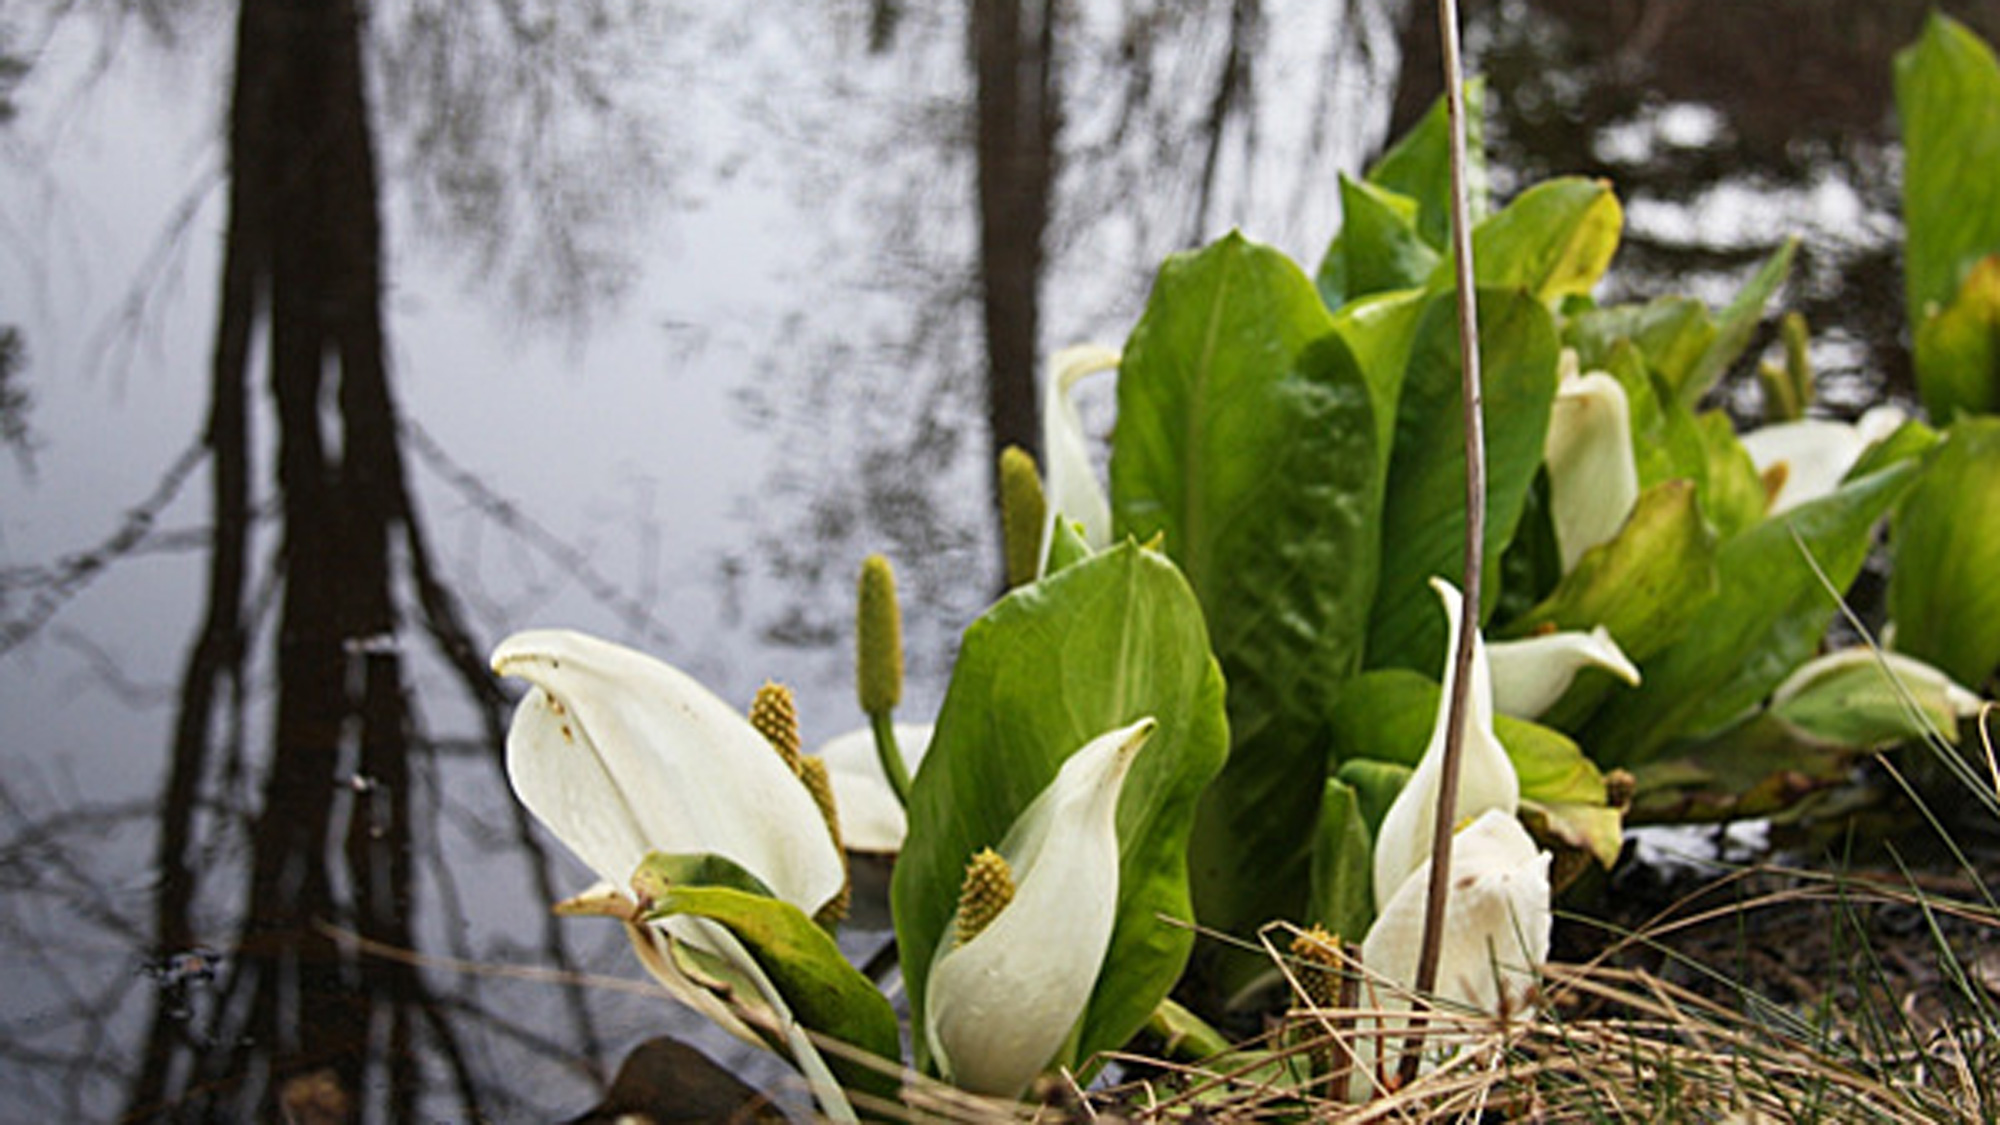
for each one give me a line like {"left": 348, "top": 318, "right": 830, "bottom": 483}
{"left": 1399, "top": 0, "right": 1484, "bottom": 1089}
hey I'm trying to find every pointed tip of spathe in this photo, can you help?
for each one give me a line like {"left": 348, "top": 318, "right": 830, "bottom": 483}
{"left": 1121, "top": 714, "right": 1159, "bottom": 748}
{"left": 1041, "top": 716, "right": 1159, "bottom": 825}
{"left": 490, "top": 627, "right": 562, "bottom": 675}
{"left": 1056, "top": 715, "right": 1158, "bottom": 790}
{"left": 1104, "top": 715, "right": 1159, "bottom": 776}
{"left": 1424, "top": 575, "right": 1477, "bottom": 628}
{"left": 490, "top": 627, "right": 603, "bottom": 678}
{"left": 1587, "top": 625, "right": 1643, "bottom": 687}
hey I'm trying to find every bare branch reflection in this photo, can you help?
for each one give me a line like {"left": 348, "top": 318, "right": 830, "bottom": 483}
{"left": 734, "top": 2, "right": 1401, "bottom": 689}
{"left": 370, "top": 1, "right": 685, "bottom": 326}
{"left": 73, "top": 0, "right": 607, "bottom": 1117}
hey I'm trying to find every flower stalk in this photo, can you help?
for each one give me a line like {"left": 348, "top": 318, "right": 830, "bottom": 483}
{"left": 999, "top": 444, "right": 1047, "bottom": 589}
{"left": 1406, "top": 0, "right": 1484, "bottom": 1087}
{"left": 857, "top": 554, "right": 912, "bottom": 806}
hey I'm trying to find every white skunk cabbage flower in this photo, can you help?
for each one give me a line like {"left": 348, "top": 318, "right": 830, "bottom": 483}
{"left": 1740, "top": 404, "right": 1905, "bottom": 515}
{"left": 1488, "top": 626, "right": 1641, "bottom": 720}
{"left": 925, "top": 717, "right": 1156, "bottom": 1098}
{"left": 1545, "top": 359, "right": 1639, "bottom": 573}
{"left": 1372, "top": 579, "right": 1520, "bottom": 912}
{"left": 494, "top": 630, "right": 860, "bottom": 1119}
{"left": 493, "top": 629, "right": 845, "bottom": 921}
{"left": 813, "top": 722, "right": 935, "bottom": 854}
{"left": 1042, "top": 345, "right": 1121, "bottom": 560}
{"left": 1351, "top": 809, "right": 1552, "bottom": 1098}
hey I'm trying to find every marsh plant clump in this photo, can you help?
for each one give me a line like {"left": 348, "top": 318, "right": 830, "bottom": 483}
{"left": 487, "top": 12, "right": 2000, "bottom": 1121}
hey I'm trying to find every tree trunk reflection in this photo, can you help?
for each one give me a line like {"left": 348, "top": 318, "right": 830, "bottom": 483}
{"left": 125, "top": 0, "right": 595, "bottom": 1118}
{"left": 973, "top": 0, "right": 1060, "bottom": 506}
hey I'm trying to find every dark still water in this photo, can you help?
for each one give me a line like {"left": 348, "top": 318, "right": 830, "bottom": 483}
{"left": 0, "top": 1, "right": 1983, "bottom": 1119}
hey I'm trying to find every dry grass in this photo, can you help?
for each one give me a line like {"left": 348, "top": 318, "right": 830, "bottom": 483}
{"left": 1058, "top": 846, "right": 2000, "bottom": 1123}
{"left": 807, "top": 708, "right": 2000, "bottom": 1122}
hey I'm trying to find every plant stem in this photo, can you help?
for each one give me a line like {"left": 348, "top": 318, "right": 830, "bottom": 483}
{"left": 1401, "top": 0, "right": 1485, "bottom": 1089}
{"left": 1146, "top": 997, "right": 1234, "bottom": 1061}
{"left": 870, "top": 710, "right": 913, "bottom": 808}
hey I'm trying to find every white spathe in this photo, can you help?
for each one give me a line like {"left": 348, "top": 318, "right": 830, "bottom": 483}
{"left": 1351, "top": 809, "right": 1552, "bottom": 1099}
{"left": 493, "top": 629, "right": 858, "bottom": 1119}
{"left": 1372, "top": 580, "right": 1520, "bottom": 912}
{"left": 814, "top": 722, "right": 936, "bottom": 853}
{"left": 924, "top": 717, "right": 1156, "bottom": 1098}
{"left": 1488, "top": 625, "right": 1641, "bottom": 720}
{"left": 1740, "top": 404, "right": 1906, "bottom": 515}
{"left": 493, "top": 629, "right": 846, "bottom": 933}
{"left": 1042, "top": 344, "right": 1121, "bottom": 562}
{"left": 1545, "top": 365, "right": 1639, "bottom": 573}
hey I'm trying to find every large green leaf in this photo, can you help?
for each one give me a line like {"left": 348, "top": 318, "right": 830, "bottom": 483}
{"left": 640, "top": 878, "right": 902, "bottom": 1101}
{"left": 1566, "top": 295, "right": 1717, "bottom": 395}
{"left": 1504, "top": 480, "right": 1715, "bottom": 658}
{"left": 1367, "top": 288, "right": 1561, "bottom": 671}
{"left": 1113, "top": 232, "right": 1381, "bottom": 692}
{"left": 1889, "top": 418, "right": 2000, "bottom": 689}
{"left": 1694, "top": 409, "right": 1768, "bottom": 541}
{"left": 1427, "top": 177, "right": 1622, "bottom": 304}
{"left": 1914, "top": 253, "right": 2000, "bottom": 422}
{"left": 1306, "top": 778, "right": 1374, "bottom": 943}
{"left": 1897, "top": 14, "right": 2000, "bottom": 335}
{"left": 1583, "top": 337, "right": 1714, "bottom": 504}
{"left": 1675, "top": 239, "right": 1796, "bottom": 407}
{"left": 890, "top": 543, "right": 1228, "bottom": 1074}
{"left": 1317, "top": 175, "right": 1440, "bottom": 309}
{"left": 1368, "top": 79, "right": 1488, "bottom": 250}
{"left": 1581, "top": 460, "right": 1922, "bottom": 766}
{"left": 1504, "top": 480, "right": 1718, "bottom": 730}
{"left": 1111, "top": 232, "right": 1379, "bottom": 946}
{"left": 1331, "top": 287, "right": 1427, "bottom": 472}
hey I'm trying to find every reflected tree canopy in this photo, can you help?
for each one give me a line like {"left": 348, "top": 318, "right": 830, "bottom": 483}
{"left": 369, "top": 1, "right": 683, "bottom": 325}
{"left": 1, "top": 37, "right": 29, "bottom": 471}
{"left": 0, "top": 327, "right": 27, "bottom": 473}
